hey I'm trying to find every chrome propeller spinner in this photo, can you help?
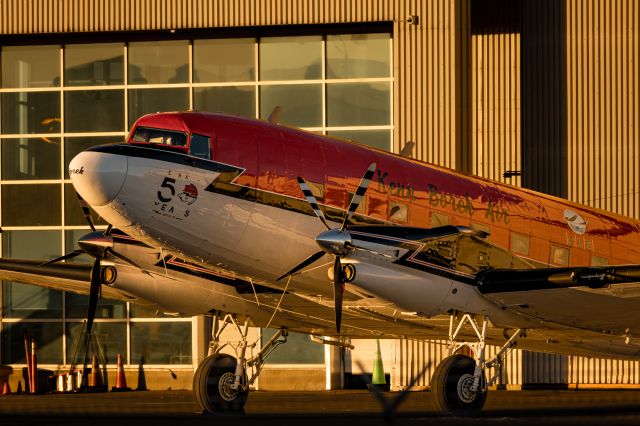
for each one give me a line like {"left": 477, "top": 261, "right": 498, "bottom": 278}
{"left": 277, "top": 163, "right": 377, "bottom": 333}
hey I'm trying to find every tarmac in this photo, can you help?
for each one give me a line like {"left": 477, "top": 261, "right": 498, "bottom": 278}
{"left": 1, "top": 389, "right": 640, "bottom": 426}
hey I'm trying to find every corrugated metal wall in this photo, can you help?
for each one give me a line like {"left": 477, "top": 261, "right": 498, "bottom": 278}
{"left": 0, "top": 0, "right": 468, "bottom": 170}
{"left": 568, "top": 356, "right": 640, "bottom": 385}
{"left": 392, "top": 339, "right": 523, "bottom": 389}
{"left": 566, "top": 0, "right": 640, "bottom": 218}
{"left": 470, "top": 32, "right": 522, "bottom": 185}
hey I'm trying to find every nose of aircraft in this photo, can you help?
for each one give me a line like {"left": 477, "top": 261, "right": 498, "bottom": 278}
{"left": 69, "top": 151, "right": 127, "bottom": 206}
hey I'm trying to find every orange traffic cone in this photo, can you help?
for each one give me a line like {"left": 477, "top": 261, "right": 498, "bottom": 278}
{"left": 89, "top": 355, "right": 103, "bottom": 388}
{"left": 2, "top": 380, "right": 11, "bottom": 395}
{"left": 111, "top": 354, "right": 131, "bottom": 392}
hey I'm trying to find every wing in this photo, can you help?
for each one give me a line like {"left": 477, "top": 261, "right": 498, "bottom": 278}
{"left": 0, "top": 258, "right": 141, "bottom": 303}
{"left": 477, "top": 265, "right": 640, "bottom": 336}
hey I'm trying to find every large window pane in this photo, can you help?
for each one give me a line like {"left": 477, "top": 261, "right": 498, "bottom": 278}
{"left": 1, "top": 45, "right": 60, "bottom": 88}
{"left": 1, "top": 138, "right": 61, "bottom": 180}
{"left": 326, "top": 34, "right": 390, "bottom": 78}
{"left": 128, "top": 41, "right": 188, "bottom": 84}
{"left": 259, "top": 36, "right": 322, "bottom": 80}
{"left": 2, "top": 322, "right": 63, "bottom": 364}
{"left": 327, "top": 82, "right": 390, "bottom": 126}
{"left": 328, "top": 130, "right": 391, "bottom": 151}
{"left": 2, "top": 230, "right": 63, "bottom": 319}
{"left": 128, "top": 88, "right": 189, "bottom": 127}
{"left": 64, "top": 90, "right": 125, "bottom": 132}
{"left": 64, "top": 136, "right": 122, "bottom": 177}
{"left": 193, "top": 38, "right": 255, "bottom": 82}
{"left": 131, "top": 322, "right": 192, "bottom": 364}
{"left": 1, "top": 92, "right": 61, "bottom": 134}
{"left": 260, "top": 84, "right": 322, "bottom": 127}
{"left": 64, "top": 43, "right": 124, "bottom": 86}
{"left": 2, "top": 184, "right": 61, "bottom": 226}
{"left": 194, "top": 86, "right": 255, "bottom": 118}
{"left": 66, "top": 322, "right": 126, "bottom": 365}
{"left": 261, "top": 330, "right": 323, "bottom": 364}
{"left": 64, "top": 184, "right": 108, "bottom": 227}
{"left": 66, "top": 292, "right": 125, "bottom": 319}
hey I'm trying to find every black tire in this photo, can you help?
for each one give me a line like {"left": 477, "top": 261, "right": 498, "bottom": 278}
{"left": 431, "top": 354, "right": 487, "bottom": 414}
{"left": 193, "top": 354, "right": 249, "bottom": 413}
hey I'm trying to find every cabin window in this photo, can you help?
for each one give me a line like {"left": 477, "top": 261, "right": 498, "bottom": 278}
{"left": 510, "top": 233, "right": 530, "bottom": 256}
{"left": 550, "top": 245, "right": 570, "bottom": 266}
{"left": 389, "top": 201, "right": 408, "bottom": 223}
{"left": 189, "top": 134, "right": 211, "bottom": 159}
{"left": 591, "top": 255, "right": 608, "bottom": 266}
{"left": 131, "top": 126, "right": 187, "bottom": 147}
{"left": 431, "top": 212, "right": 450, "bottom": 227}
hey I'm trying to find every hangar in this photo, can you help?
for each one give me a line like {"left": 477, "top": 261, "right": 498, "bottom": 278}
{"left": 0, "top": 0, "right": 638, "bottom": 390}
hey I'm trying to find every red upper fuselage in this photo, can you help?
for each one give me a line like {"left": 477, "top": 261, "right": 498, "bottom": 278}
{"left": 129, "top": 111, "right": 640, "bottom": 268}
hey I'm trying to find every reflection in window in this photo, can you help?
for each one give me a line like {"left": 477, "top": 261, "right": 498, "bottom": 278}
{"left": 132, "top": 126, "right": 187, "bottom": 146}
{"left": 64, "top": 90, "right": 124, "bottom": 132}
{"left": 2, "top": 230, "right": 63, "bottom": 319}
{"left": 327, "top": 82, "right": 390, "bottom": 126}
{"left": 193, "top": 38, "right": 255, "bottom": 82}
{"left": 1, "top": 92, "right": 61, "bottom": 134}
{"left": 64, "top": 43, "right": 124, "bottom": 86}
{"left": 1, "top": 138, "right": 60, "bottom": 180}
{"left": 328, "top": 130, "right": 390, "bottom": 151}
{"left": 1, "top": 45, "right": 60, "bottom": 88}
{"left": 194, "top": 86, "right": 255, "bottom": 118}
{"left": 261, "top": 330, "right": 323, "bottom": 364}
{"left": 131, "top": 322, "right": 192, "bottom": 364}
{"left": 431, "top": 212, "right": 450, "bottom": 227}
{"left": 389, "top": 201, "right": 408, "bottom": 223}
{"left": 260, "top": 36, "right": 322, "bottom": 80}
{"left": 189, "top": 134, "right": 211, "bottom": 159}
{"left": 66, "top": 322, "right": 126, "bottom": 365}
{"left": 551, "top": 245, "right": 570, "bottom": 266}
{"left": 510, "top": 233, "right": 530, "bottom": 256}
{"left": 128, "top": 41, "right": 189, "bottom": 84}
{"left": 2, "top": 184, "right": 61, "bottom": 226}
{"left": 128, "top": 88, "right": 189, "bottom": 127}
{"left": 2, "top": 322, "right": 63, "bottom": 364}
{"left": 327, "top": 34, "right": 390, "bottom": 78}
{"left": 591, "top": 255, "right": 608, "bottom": 266}
{"left": 260, "top": 84, "right": 322, "bottom": 127}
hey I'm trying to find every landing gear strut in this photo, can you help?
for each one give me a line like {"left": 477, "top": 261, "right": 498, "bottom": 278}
{"left": 193, "top": 313, "right": 287, "bottom": 413}
{"left": 431, "top": 313, "right": 522, "bottom": 414}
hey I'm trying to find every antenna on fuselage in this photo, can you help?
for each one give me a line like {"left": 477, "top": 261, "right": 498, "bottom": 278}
{"left": 400, "top": 140, "right": 415, "bottom": 158}
{"left": 268, "top": 106, "right": 283, "bottom": 124}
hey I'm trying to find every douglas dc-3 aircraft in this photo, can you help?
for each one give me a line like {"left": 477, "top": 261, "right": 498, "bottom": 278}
{"left": 2, "top": 111, "right": 640, "bottom": 414}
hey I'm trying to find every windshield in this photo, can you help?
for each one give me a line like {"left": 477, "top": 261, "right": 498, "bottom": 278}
{"left": 131, "top": 126, "right": 187, "bottom": 147}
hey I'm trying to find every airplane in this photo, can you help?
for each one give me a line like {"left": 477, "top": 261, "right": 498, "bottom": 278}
{"left": 2, "top": 110, "right": 640, "bottom": 415}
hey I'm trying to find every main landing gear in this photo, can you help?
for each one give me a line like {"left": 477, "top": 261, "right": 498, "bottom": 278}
{"left": 193, "top": 313, "right": 287, "bottom": 413}
{"left": 430, "top": 313, "right": 523, "bottom": 414}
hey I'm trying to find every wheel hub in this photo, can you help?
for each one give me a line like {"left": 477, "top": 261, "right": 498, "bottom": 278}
{"left": 218, "top": 372, "right": 239, "bottom": 402}
{"left": 457, "top": 373, "right": 477, "bottom": 403}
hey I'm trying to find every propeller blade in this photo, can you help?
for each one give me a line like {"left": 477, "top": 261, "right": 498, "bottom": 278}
{"left": 276, "top": 250, "right": 326, "bottom": 281}
{"left": 107, "top": 248, "right": 147, "bottom": 272}
{"left": 333, "top": 257, "right": 345, "bottom": 333}
{"left": 341, "top": 163, "right": 376, "bottom": 230}
{"left": 297, "top": 177, "right": 331, "bottom": 230}
{"left": 86, "top": 258, "right": 102, "bottom": 335}
{"left": 76, "top": 192, "right": 96, "bottom": 232}
{"left": 40, "top": 250, "right": 85, "bottom": 266}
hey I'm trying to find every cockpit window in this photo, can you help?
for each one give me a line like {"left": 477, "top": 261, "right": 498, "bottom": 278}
{"left": 132, "top": 127, "right": 187, "bottom": 147}
{"left": 189, "top": 134, "right": 211, "bottom": 160}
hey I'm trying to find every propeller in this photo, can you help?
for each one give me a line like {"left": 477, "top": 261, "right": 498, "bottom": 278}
{"left": 44, "top": 193, "right": 143, "bottom": 334}
{"left": 277, "top": 163, "right": 377, "bottom": 333}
